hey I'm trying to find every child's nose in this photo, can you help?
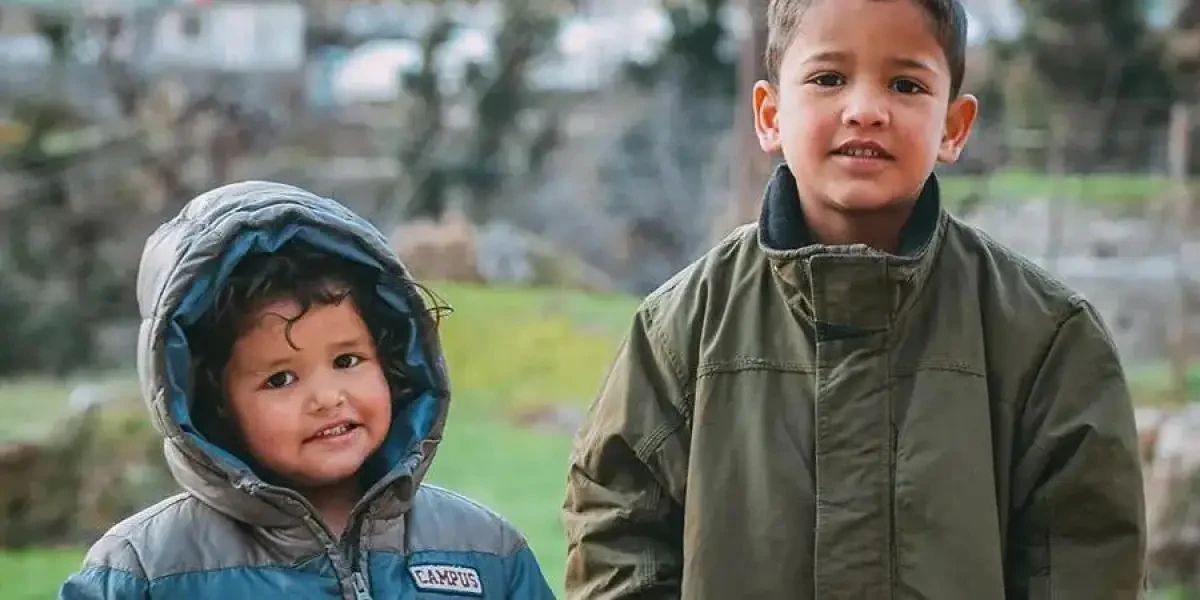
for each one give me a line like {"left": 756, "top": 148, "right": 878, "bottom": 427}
{"left": 841, "top": 89, "right": 890, "bottom": 128}
{"left": 311, "top": 386, "right": 348, "bottom": 412}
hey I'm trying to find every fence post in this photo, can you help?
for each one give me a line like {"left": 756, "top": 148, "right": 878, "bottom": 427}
{"left": 1045, "top": 109, "right": 1069, "bottom": 273}
{"left": 717, "top": 0, "right": 772, "bottom": 239}
{"left": 1168, "top": 101, "right": 1192, "bottom": 405}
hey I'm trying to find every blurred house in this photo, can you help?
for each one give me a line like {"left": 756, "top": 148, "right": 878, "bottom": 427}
{"left": 143, "top": 1, "right": 306, "bottom": 73}
{"left": 959, "top": 0, "right": 1184, "bottom": 39}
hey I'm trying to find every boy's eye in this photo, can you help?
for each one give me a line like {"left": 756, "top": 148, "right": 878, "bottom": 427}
{"left": 809, "top": 73, "right": 845, "bottom": 87}
{"left": 891, "top": 78, "right": 924, "bottom": 94}
{"left": 265, "top": 371, "right": 296, "bottom": 389}
{"left": 334, "top": 353, "right": 363, "bottom": 369}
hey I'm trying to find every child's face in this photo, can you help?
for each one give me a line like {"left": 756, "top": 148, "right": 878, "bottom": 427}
{"left": 753, "top": 0, "right": 977, "bottom": 214}
{"left": 222, "top": 294, "right": 392, "bottom": 492}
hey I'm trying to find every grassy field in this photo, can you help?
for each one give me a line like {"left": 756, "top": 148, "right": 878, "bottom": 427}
{"left": 935, "top": 171, "right": 1200, "bottom": 213}
{"left": 0, "top": 282, "right": 640, "bottom": 599}
{"left": 1, "top": 276, "right": 1197, "bottom": 598}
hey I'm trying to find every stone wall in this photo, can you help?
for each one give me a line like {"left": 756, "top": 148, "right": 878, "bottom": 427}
{"left": 963, "top": 199, "right": 1200, "bottom": 367}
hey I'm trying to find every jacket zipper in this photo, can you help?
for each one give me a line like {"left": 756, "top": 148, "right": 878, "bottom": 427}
{"left": 351, "top": 571, "right": 373, "bottom": 600}
{"left": 345, "top": 508, "right": 375, "bottom": 600}
{"left": 239, "top": 479, "right": 377, "bottom": 600}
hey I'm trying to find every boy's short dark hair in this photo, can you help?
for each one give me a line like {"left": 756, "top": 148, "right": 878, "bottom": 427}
{"left": 185, "top": 242, "right": 421, "bottom": 463}
{"left": 765, "top": 0, "right": 969, "bottom": 98}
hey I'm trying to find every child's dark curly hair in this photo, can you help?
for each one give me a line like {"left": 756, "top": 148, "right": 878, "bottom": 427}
{"left": 184, "top": 241, "right": 432, "bottom": 470}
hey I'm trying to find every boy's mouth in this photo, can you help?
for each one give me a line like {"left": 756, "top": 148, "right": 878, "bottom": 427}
{"left": 832, "top": 140, "right": 894, "bottom": 160}
{"left": 306, "top": 420, "right": 361, "bottom": 442}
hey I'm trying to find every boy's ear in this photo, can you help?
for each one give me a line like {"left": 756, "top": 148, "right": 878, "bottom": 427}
{"left": 753, "top": 80, "right": 783, "bottom": 154}
{"left": 938, "top": 93, "right": 978, "bottom": 164}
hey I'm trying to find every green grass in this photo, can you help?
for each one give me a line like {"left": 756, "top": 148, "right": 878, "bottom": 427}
{"left": 434, "top": 282, "right": 636, "bottom": 412}
{"left": 4, "top": 279, "right": 1196, "bottom": 597}
{"left": 1127, "top": 361, "right": 1200, "bottom": 406}
{"left": 0, "top": 377, "right": 139, "bottom": 446}
{"left": 0, "top": 548, "right": 84, "bottom": 600}
{"left": 0, "top": 282, "right": 641, "bottom": 598}
{"left": 938, "top": 171, "right": 1199, "bottom": 207}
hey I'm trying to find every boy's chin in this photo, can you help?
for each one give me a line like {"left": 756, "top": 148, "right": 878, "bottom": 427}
{"left": 822, "top": 182, "right": 915, "bottom": 213}
{"left": 286, "top": 458, "right": 370, "bottom": 490}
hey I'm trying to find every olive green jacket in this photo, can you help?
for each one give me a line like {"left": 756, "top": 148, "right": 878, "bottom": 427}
{"left": 563, "top": 165, "right": 1146, "bottom": 599}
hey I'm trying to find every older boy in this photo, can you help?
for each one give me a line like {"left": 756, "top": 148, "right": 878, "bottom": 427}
{"left": 562, "top": 1, "right": 1146, "bottom": 598}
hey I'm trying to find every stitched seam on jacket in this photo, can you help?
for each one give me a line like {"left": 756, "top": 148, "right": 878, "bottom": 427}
{"left": 1020, "top": 298, "right": 1087, "bottom": 600}
{"left": 633, "top": 303, "right": 693, "bottom": 462}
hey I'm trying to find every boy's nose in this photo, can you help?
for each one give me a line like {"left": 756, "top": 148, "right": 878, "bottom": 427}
{"left": 311, "top": 386, "right": 348, "bottom": 412}
{"left": 841, "top": 90, "right": 889, "bottom": 128}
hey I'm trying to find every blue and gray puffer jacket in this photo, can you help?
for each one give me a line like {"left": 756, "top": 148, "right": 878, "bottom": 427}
{"left": 58, "top": 182, "right": 557, "bottom": 599}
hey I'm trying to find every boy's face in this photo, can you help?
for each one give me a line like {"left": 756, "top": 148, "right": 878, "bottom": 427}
{"left": 222, "top": 294, "right": 392, "bottom": 493}
{"left": 753, "top": 0, "right": 977, "bottom": 215}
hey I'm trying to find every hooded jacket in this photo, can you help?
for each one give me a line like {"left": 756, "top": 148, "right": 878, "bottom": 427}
{"left": 59, "top": 182, "right": 555, "bottom": 600}
{"left": 563, "top": 165, "right": 1146, "bottom": 599}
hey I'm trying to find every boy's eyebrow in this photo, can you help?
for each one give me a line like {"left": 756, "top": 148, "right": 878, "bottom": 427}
{"left": 328, "top": 337, "right": 368, "bottom": 352}
{"left": 801, "top": 51, "right": 938, "bottom": 74}
{"left": 235, "top": 336, "right": 371, "bottom": 375}
{"left": 244, "top": 356, "right": 293, "bottom": 374}
{"left": 889, "top": 56, "right": 938, "bottom": 74}
{"left": 801, "top": 50, "right": 852, "bottom": 65}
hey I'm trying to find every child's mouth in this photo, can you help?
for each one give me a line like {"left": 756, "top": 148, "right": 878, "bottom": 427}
{"left": 832, "top": 140, "right": 894, "bottom": 160}
{"left": 307, "top": 422, "right": 360, "bottom": 443}
{"left": 835, "top": 148, "right": 890, "bottom": 159}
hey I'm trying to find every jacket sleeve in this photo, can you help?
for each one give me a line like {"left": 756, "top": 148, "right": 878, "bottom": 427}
{"left": 504, "top": 542, "right": 557, "bottom": 599}
{"left": 58, "top": 535, "right": 151, "bottom": 600}
{"left": 1007, "top": 301, "right": 1147, "bottom": 599}
{"left": 562, "top": 308, "right": 690, "bottom": 599}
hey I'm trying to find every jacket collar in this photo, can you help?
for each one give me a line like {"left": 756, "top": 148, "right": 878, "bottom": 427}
{"left": 756, "top": 163, "right": 947, "bottom": 331}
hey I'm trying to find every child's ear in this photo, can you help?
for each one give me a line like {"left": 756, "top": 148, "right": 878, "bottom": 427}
{"left": 938, "top": 93, "right": 978, "bottom": 164}
{"left": 753, "top": 80, "right": 783, "bottom": 154}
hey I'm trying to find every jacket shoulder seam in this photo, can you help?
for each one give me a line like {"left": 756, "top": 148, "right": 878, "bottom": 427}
{"left": 635, "top": 307, "right": 694, "bottom": 465}
{"left": 414, "top": 484, "right": 527, "bottom": 557}
{"left": 630, "top": 228, "right": 757, "bottom": 462}
{"left": 1018, "top": 300, "right": 1091, "bottom": 432}
{"left": 109, "top": 492, "right": 192, "bottom": 535}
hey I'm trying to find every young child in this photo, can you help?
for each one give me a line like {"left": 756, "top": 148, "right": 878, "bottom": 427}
{"left": 59, "top": 182, "right": 555, "bottom": 599}
{"left": 563, "top": 0, "right": 1146, "bottom": 598}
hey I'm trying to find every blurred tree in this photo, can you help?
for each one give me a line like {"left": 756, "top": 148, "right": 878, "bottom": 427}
{"left": 595, "top": 0, "right": 738, "bottom": 291}
{"left": 1165, "top": 0, "right": 1200, "bottom": 101}
{"left": 396, "top": 1, "right": 559, "bottom": 223}
{"left": 0, "top": 12, "right": 97, "bottom": 375}
{"left": 1012, "top": 0, "right": 1174, "bottom": 170}
{"left": 395, "top": 18, "right": 454, "bottom": 221}
{"left": 462, "top": 0, "right": 557, "bottom": 222}
{"left": 731, "top": 0, "right": 771, "bottom": 229}
{"left": 0, "top": 11, "right": 279, "bottom": 376}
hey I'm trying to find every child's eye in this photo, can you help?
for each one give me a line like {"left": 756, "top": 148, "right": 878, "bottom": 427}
{"left": 334, "top": 354, "right": 363, "bottom": 369}
{"left": 808, "top": 73, "right": 845, "bottom": 87}
{"left": 891, "top": 78, "right": 925, "bottom": 94}
{"left": 264, "top": 371, "right": 296, "bottom": 389}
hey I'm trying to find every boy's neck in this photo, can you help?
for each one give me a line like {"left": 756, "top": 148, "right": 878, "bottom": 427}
{"left": 802, "top": 201, "right": 915, "bottom": 254}
{"left": 301, "top": 480, "right": 362, "bottom": 538}
{"left": 758, "top": 165, "right": 940, "bottom": 255}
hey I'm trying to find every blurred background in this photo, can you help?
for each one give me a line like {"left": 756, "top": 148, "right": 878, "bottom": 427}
{"left": 0, "top": 0, "right": 1198, "bottom": 597}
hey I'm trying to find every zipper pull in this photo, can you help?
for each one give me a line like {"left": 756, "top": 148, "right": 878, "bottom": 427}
{"left": 351, "top": 571, "right": 373, "bottom": 600}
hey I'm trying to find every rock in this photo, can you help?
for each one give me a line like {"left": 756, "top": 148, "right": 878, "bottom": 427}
{"left": 68, "top": 382, "right": 119, "bottom": 413}
{"left": 1139, "top": 406, "right": 1173, "bottom": 464}
{"left": 0, "top": 398, "right": 174, "bottom": 549}
{"left": 1145, "top": 405, "right": 1200, "bottom": 589}
{"left": 390, "top": 210, "right": 485, "bottom": 284}
{"left": 475, "top": 222, "right": 536, "bottom": 286}
{"left": 390, "top": 214, "right": 616, "bottom": 291}
{"left": 510, "top": 405, "right": 586, "bottom": 435}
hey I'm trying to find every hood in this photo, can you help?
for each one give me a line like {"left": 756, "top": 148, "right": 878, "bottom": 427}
{"left": 135, "top": 181, "right": 450, "bottom": 527}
